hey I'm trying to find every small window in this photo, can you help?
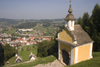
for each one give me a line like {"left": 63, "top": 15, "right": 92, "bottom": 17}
{"left": 71, "top": 22, "right": 73, "bottom": 27}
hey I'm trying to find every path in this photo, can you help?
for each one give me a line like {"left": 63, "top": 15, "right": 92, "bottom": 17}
{"left": 33, "top": 60, "right": 64, "bottom": 67}
{"left": 11, "top": 60, "right": 34, "bottom": 67}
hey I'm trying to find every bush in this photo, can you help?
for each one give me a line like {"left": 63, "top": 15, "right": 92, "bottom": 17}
{"left": 2, "top": 44, "right": 17, "bottom": 61}
{"left": 37, "top": 40, "right": 58, "bottom": 57}
{"left": 37, "top": 26, "right": 65, "bottom": 57}
{"left": 0, "top": 43, "right": 4, "bottom": 66}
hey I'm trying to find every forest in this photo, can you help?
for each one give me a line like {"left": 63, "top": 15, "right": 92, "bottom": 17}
{"left": 77, "top": 4, "right": 100, "bottom": 52}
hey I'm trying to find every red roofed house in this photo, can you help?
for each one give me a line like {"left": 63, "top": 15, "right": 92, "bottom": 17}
{"left": 20, "top": 37, "right": 27, "bottom": 43}
{"left": 0, "top": 37, "right": 2, "bottom": 41}
{"left": 33, "top": 41, "right": 37, "bottom": 44}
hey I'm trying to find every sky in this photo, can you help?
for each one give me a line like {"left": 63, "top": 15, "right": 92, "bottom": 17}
{"left": 0, "top": 0, "right": 100, "bottom": 19}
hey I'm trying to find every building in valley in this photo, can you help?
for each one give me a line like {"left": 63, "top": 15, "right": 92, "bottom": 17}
{"left": 56, "top": 0, "right": 93, "bottom": 65}
{"left": 29, "top": 51, "right": 37, "bottom": 61}
{"left": 15, "top": 56, "right": 22, "bottom": 63}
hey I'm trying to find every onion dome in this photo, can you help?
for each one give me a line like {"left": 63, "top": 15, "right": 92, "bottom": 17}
{"left": 68, "top": 5, "right": 73, "bottom": 13}
{"left": 64, "top": 4, "right": 75, "bottom": 22}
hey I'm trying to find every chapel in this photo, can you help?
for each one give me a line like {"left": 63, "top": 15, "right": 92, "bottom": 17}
{"left": 29, "top": 51, "right": 37, "bottom": 61}
{"left": 15, "top": 56, "right": 22, "bottom": 63}
{"left": 56, "top": 0, "right": 93, "bottom": 65}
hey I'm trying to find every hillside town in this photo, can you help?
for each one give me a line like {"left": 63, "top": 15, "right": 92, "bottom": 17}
{"left": 0, "top": 33, "right": 53, "bottom": 47}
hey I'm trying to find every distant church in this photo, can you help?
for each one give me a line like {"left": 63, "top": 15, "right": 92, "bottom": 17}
{"left": 56, "top": 0, "right": 93, "bottom": 65}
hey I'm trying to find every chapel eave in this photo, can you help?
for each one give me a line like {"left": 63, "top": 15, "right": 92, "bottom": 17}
{"left": 56, "top": 38, "right": 76, "bottom": 47}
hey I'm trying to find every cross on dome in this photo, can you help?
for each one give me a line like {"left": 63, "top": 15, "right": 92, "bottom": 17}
{"left": 70, "top": 0, "right": 71, "bottom": 3}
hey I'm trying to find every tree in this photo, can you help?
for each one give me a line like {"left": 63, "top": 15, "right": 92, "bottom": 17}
{"left": 77, "top": 4, "right": 100, "bottom": 52}
{"left": 89, "top": 4, "right": 100, "bottom": 51}
{"left": 82, "top": 13, "right": 89, "bottom": 25}
{"left": 77, "top": 17, "right": 83, "bottom": 26}
{"left": 82, "top": 13, "right": 91, "bottom": 34}
{"left": 2, "top": 44, "right": 17, "bottom": 61}
{"left": 37, "top": 26, "right": 65, "bottom": 57}
{"left": 0, "top": 43, "right": 4, "bottom": 66}
{"left": 77, "top": 13, "right": 90, "bottom": 32}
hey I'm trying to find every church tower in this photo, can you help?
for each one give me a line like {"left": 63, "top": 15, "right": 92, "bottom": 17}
{"left": 64, "top": 0, "right": 75, "bottom": 31}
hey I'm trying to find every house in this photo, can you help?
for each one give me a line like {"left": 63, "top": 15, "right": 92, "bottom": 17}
{"left": 26, "top": 40, "right": 33, "bottom": 45}
{"left": 29, "top": 51, "right": 37, "bottom": 61}
{"left": 30, "top": 36, "right": 35, "bottom": 41}
{"left": 10, "top": 41, "right": 19, "bottom": 47}
{"left": 20, "top": 37, "right": 28, "bottom": 43}
{"left": 0, "top": 38, "right": 2, "bottom": 41}
{"left": 42, "top": 37, "right": 51, "bottom": 41}
{"left": 0, "top": 33, "right": 8, "bottom": 37}
{"left": 15, "top": 39, "right": 20, "bottom": 42}
{"left": 47, "top": 38, "right": 51, "bottom": 41}
{"left": 8, "top": 34, "right": 12, "bottom": 37}
{"left": 26, "top": 41, "right": 30, "bottom": 45}
{"left": 20, "top": 43, "right": 25, "bottom": 46}
{"left": 30, "top": 41, "right": 33, "bottom": 45}
{"left": 19, "top": 28, "right": 33, "bottom": 32}
{"left": 33, "top": 41, "right": 37, "bottom": 44}
{"left": 56, "top": 1, "right": 93, "bottom": 65}
{"left": 3, "top": 38, "right": 11, "bottom": 42}
{"left": 15, "top": 56, "right": 22, "bottom": 63}
{"left": 3, "top": 38, "right": 11, "bottom": 44}
{"left": 42, "top": 37, "right": 47, "bottom": 40}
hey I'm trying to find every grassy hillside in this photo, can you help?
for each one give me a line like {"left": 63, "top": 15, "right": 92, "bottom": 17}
{"left": 66, "top": 52, "right": 100, "bottom": 67}
{"left": 0, "top": 18, "right": 21, "bottom": 28}
{"left": 3, "top": 52, "right": 100, "bottom": 67}
{"left": 3, "top": 45, "right": 37, "bottom": 67}
{"left": 12, "top": 55, "right": 56, "bottom": 67}
{"left": 0, "top": 28, "right": 16, "bottom": 34}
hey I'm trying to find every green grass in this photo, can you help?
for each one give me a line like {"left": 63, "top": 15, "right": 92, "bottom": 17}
{"left": 19, "top": 45, "right": 37, "bottom": 62}
{"left": 8, "top": 57, "right": 16, "bottom": 64}
{"left": 5, "top": 29, "right": 16, "bottom": 34}
{"left": 92, "top": 52, "right": 100, "bottom": 58}
{"left": 33, "top": 26, "right": 47, "bottom": 32}
{"left": 0, "top": 28, "right": 16, "bottom": 34}
{"left": 51, "top": 20, "right": 64, "bottom": 23}
{"left": 32, "top": 25, "right": 56, "bottom": 36}
{"left": 12, "top": 55, "right": 56, "bottom": 67}
{"left": 67, "top": 52, "right": 100, "bottom": 67}
{"left": 3, "top": 45, "right": 37, "bottom": 67}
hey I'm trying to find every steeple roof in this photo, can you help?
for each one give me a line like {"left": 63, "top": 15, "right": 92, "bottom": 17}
{"left": 64, "top": 0, "right": 75, "bottom": 21}
{"left": 68, "top": 5, "right": 73, "bottom": 13}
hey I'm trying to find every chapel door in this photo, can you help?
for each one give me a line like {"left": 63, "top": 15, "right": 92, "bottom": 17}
{"left": 62, "top": 50, "right": 70, "bottom": 65}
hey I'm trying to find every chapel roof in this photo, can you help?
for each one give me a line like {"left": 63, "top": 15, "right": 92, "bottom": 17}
{"left": 71, "top": 25, "right": 93, "bottom": 46}
{"left": 64, "top": 3, "right": 75, "bottom": 21}
{"left": 15, "top": 56, "right": 22, "bottom": 62}
{"left": 29, "top": 51, "right": 37, "bottom": 59}
{"left": 64, "top": 13, "right": 75, "bottom": 21}
{"left": 56, "top": 25, "right": 93, "bottom": 47}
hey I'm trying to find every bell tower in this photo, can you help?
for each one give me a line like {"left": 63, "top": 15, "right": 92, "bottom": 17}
{"left": 64, "top": 0, "right": 75, "bottom": 31}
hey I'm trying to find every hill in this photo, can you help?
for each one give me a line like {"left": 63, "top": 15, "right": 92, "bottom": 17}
{"left": 0, "top": 18, "right": 22, "bottom": 28}
{"left": 3, "top": 52, "right": 100, "bottom": 67}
